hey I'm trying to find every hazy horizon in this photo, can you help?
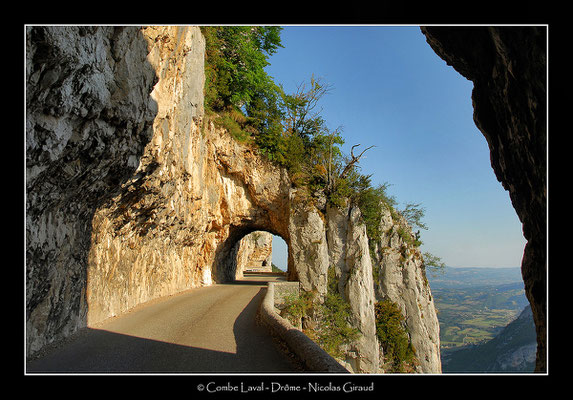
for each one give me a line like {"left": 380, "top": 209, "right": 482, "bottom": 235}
{"left": 270, "top": 235, "right": 522, "bottom": 272}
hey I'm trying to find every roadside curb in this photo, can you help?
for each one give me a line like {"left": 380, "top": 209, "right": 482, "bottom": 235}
{"left": 260, "top": 282, "right": 350, "bottom": 373}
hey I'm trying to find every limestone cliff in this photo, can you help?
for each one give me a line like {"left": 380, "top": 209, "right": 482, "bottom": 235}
{"left": 26, "top": 26, "right": 158, "bottom": 354}
{"left": 85, "top": 25, "right": 290, "bottom": 322}
{"left": 370, "top": 204, "right": 441, "bottom": 373}
{"left": 326, "top": 205, "right": 380, "bottom": 373}
{"left": 26, "top": 26, "right": 441, "bottom": 373}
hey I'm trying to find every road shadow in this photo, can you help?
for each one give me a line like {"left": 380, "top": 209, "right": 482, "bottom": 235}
{"left": 27, "top": 328, "right": 236, "bottom": 373}
{"left": 26, "top": 287, "right": 297, "bottom": 373}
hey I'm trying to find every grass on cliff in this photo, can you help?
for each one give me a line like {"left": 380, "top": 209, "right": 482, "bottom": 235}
{"left": 280, "top": 267, "right": 359, "bottom": 360}
{"left": 313, "top": 268, "right": 360, "bottom": 358}
{"left": 374, "top": 298, "right": 418, "bottom": 372}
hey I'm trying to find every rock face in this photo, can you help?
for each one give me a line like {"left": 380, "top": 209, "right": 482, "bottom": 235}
{"left": 26, "top": 26, "right": 441, "bottom": 374}
{"left": 26, "top": 26, "right": 158, "bottom": 355}
{"left": 325, "top": 203, "right": 441, "bottom": 373}
{"left": 87, "top": 25, "right": 292, "bottom": 323}
{"left": 370, "top": 204, "right": 441, "bottom": 373}
{"left": 420, "top": 26, "right": 547, "bottom": 372}
{"left": 326, "top": 205, "right": 380, "bottom": 373}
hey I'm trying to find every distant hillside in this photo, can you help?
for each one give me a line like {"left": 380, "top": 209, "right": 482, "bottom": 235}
{"left": 441, "top": 305, "right": 536, "bottom": 373}
{"left": 427, "top": 267, "right": 523, "bottom": 289}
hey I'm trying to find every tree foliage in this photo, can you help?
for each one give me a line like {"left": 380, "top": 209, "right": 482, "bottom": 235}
{"left": 422, "top": 252, "right": 446, "bottom": 276}
{"left": 202, "top": 26, "right": 283, "bottom": 111}
{"left": 375, "top": 299, "right": 417, "bottom": 372}
{"left": 314, "top": 266, "right": 360, "bottom": 358}
{"left": 401, "top": 203, "right": 428, "bottom": 231}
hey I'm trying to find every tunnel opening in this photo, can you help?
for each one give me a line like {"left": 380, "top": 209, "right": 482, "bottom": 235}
{"left": 270, "top": 234, "right": 288, "bottom": 273}
{"left": 212, "top": 225, "right": 293, "bottom": 284}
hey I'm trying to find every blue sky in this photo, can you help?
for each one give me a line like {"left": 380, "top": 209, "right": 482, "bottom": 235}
{"left": 267, "top": 25, "right": 526, "bottom": 270}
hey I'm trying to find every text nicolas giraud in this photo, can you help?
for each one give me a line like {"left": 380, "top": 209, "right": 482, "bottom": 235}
{"left": 197, "top": 381, "right": 375, "bottom": 394}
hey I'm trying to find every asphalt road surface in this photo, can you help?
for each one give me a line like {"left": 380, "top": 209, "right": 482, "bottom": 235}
{"left": 26, "top": 274, "right": 298, "bottom": 373}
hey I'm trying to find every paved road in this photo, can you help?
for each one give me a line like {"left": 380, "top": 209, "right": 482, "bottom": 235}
{"left": 27, "top": 274, "right": 298, "bottom": 373}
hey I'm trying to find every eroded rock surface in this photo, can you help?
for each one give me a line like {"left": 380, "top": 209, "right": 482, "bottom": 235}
{"left": 326, "top": 205, "right": 380, "bottom": 373}
{"left": 370, "top": 204, "right": 441, "bottom": 373}
{"left": 26, "top": 26, "right": 158, "bottom": 354}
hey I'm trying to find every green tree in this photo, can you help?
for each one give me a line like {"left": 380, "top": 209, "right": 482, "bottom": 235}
{"left": 400, "top": 202, "right": 428, "bottom": 231}
{"left": 246, "top": 79, "right": 286, "bottom": 162}
{"left": 317, "top": 289, "right": 360, "bottom": 358}
{"left": 313, "top": 267, "right": 360, "bottom": 358}
{"left": 202, "top": 26, "right": 283, "bottom": 112}
{"left": 422, "top": 252, "right": 446, "bottom": 276}
{"left": 278, "top": 76, "right": 346, "bottom": 191}
{"left": 282, "top": 75, "right": 332, "bottom": 141}
{"left": 374, "top": 299, "right": 417, "bottom": 372}
{"left": 327, "top": 170, "right": 398, "bottom": 248}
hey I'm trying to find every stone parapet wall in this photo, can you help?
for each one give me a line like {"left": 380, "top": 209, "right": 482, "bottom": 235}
{"left": 259, "top": 282, "right": 349, "bottom": 373}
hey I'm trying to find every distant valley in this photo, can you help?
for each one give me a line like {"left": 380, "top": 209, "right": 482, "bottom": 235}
{"left": 426, "top": 267, "right": 536, "bottom": 373}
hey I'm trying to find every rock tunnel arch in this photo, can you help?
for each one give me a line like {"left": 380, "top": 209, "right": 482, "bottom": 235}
{"left": 27, "top": 27, "right": 423, "bottom": 373}
{"left": 83, "top": 107, "right": 313, "bottom": 327}
{"left": 212, "top": 224, "right": 292, "bottom": 283}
